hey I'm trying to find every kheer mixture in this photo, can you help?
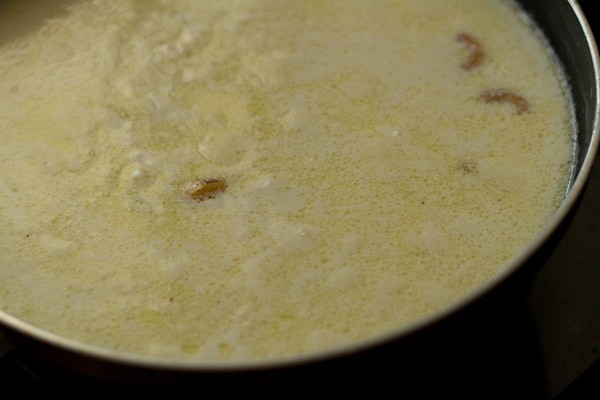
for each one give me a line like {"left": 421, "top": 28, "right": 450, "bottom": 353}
{"left": 0, "top": 0, "right": 575, "bottom": 361}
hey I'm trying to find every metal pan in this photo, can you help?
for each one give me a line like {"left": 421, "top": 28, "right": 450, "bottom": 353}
{"left": 0, "top": 0, "right": 598, "bottom": 394}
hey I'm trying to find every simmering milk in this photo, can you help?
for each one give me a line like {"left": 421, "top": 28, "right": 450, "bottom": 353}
{"left": 0, "top": 0, "right": 574, "bottom": 361}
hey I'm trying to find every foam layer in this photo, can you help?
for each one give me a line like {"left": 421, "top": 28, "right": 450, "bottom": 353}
{"left": 0, "top": 0, "right": 574, "bottom": 361}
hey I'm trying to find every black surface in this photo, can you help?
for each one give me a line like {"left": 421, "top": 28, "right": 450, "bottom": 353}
{"left": 556, "top": 358, "right": 600, "bottom": 400}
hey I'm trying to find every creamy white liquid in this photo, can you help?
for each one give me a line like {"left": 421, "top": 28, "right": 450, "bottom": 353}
{"left": 0, "top": 0, "right": 574, "bottom": 361}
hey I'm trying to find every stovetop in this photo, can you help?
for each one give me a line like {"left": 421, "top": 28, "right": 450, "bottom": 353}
{"left": 1, "top": 2, "right": 599, "bottom": 399}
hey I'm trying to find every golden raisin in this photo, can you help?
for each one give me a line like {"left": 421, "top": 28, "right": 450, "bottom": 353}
{"left": 186, "top": 178, "right": 228, "bottom": 201}
{"left": 480, "top": 89, "right": 530, "bottom": 115}
{"left": 457, "top": 32, "right": 485, "bottom": 71}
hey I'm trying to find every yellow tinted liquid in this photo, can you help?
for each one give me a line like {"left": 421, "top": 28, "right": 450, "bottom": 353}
{"left": 0, "top": 0, "right": 574, "bottom": 361}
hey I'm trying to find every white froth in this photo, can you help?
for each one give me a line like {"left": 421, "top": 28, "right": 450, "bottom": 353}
{"left": 0, "top": 0, "right": 574, "bottom": 361}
